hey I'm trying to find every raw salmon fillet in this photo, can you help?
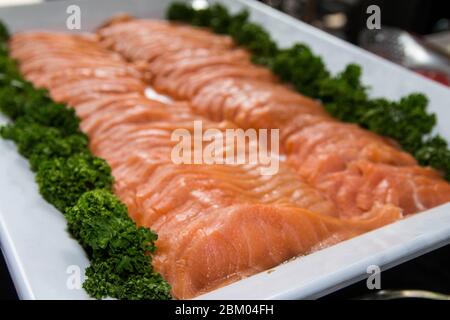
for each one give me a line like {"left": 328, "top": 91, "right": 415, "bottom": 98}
{"left": 96, "top": 18, "right": 450, "bottom": 218}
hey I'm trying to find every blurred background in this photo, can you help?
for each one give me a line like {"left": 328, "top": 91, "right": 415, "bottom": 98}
{"left": 258, "top": 0, "right": 450, "bottom": 41}
{"left": 258, "top": 0, "right": 450, "bottom": 86}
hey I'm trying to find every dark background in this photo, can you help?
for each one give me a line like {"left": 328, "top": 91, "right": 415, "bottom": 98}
{"left": 1, "top": 252, "right": 18, "bottom": 300}
{"left": 258, "top": 0, "right": 450, "bottom": 41}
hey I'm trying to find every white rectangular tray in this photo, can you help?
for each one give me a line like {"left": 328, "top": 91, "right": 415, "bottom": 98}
{"left": 0, "top": 0, "right": 449, "bottom": 300}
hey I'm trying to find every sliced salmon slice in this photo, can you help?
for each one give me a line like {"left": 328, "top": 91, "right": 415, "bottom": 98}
{"left": 153, "top": 203, "right": 401, "bottom": 299}
{"left": 314, "top": 161, "right": 450, "bottom": 216}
